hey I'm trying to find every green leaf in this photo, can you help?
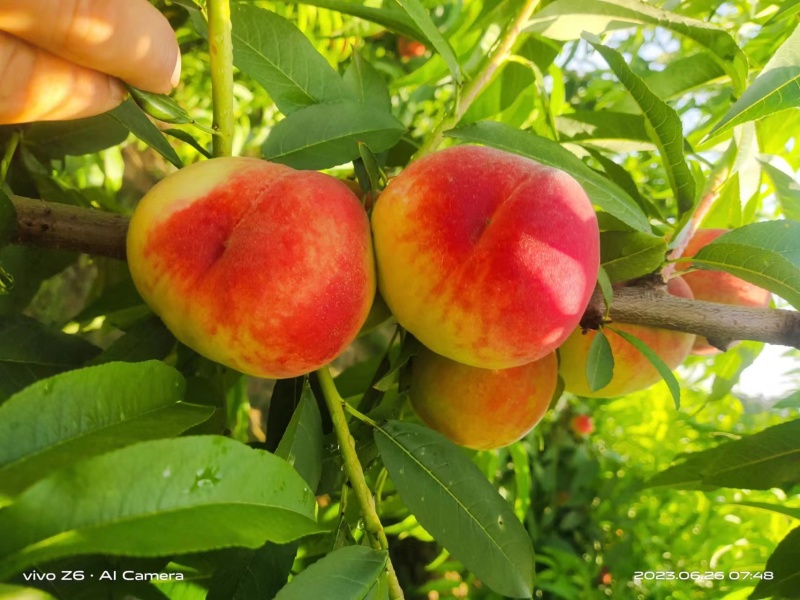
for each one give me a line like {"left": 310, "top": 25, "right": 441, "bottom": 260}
{"left": 597, "top": 266, "right": 614, "bottom": 309}
{"left": 774, "top": 391, "right": 800, "bottom": 409}
{"left": 109, "top": 97, "right": 183, "bottom": 169}
{"left": 447, "top": 121, "right": 651, "bottom": 233}
{"left": 556, "top": 111, "right": 651, "bottom": 146}
{"left": 0, "top": 584, "right": 57, "bottom": 599}
{"left": 761, "top": 161, "right": 800, "bottom": 222}
{"left": 734, "top": 501, "right": 800, "bottom": 521}
{"left": 640, "top": 51, "right": 726, "bottom": 101}
{"left": 585, "top": 330, "right": 614, "bottom": 392}
{"left": 231, "top": 3, "right": 348, "bottom": 114}
{"left": 375, "top": 421, "right": 535, "bottom": 598}
{"left": 585, "top": 35, "right": 695, "bottom": 215}
{"left": 207, "top": 543, "right": 297, "bottom": 600}
{"left": 690, "top": 221, "right": 800, "bottom": 309}
{"left": 528, "top": 0, "right": 748, "bottom": 93}
{"left": 279, "top": 0, "right": 424, "bottom": 40}
{"left": 343, "top": 52, "right": 392, "bottom": 111}
{"left": 0, "top": 247, "right": 76, "bottom": 317}
{"left": 127, "top": 87, "right": 193, "bottom": 125}
{"left": 263, "top": 102, "right": 404, "bottom": 170}
{"left": 0, "top": 436, "right": 320, "bottom": 578}
{"left": 91, "top": 316, "right": 175, "bottom": 364}
{"left": 769, "top": 0, "right": 800, "bottom": 23}
{"left": 393, "top": 0, "right": 461, "bottom": 84}
{"left": 0, "top": 315, "right": 100, "bottom": 402}
{"left": 275, "top": 381, "right": 323, "bottom": 492}
{"left": 22, "top": 113, "right": 128, "bottom": 158}
{"left": 461, "top": 62, "right": 536, "bottom": 125}
{"left": 610, "top": 327, "right": 681, "bottom": 409}
{"left": 751, "top": 526, "right": 800, "bottom": 599}
{"left": 600, "top": 231, "right": 667, "bottom": 282}
{"left": 357, "top": 142, "right": 384, "bottom": 193}
{"left": 646, "top": 448, "right": 722, "bottom": 490}
{"left": 0, "top": 190, "right": 15, "bottom": 248}
{"left": 0, "top": 361, "right": 213, "bottom": 503}
{"left": 709, "top": 25, "right": 800, "bottom": 139}
{"left": 373, "top": 335, "right": 420, "bottom": 392}
{"left": 163, "top": 129, "right": 212, "bottom": 158}
{"left": 274, "top": 546, "right": 387, "bottom": 600}
{"left": 649, "top": 419, "right": 800, "bottom": 490}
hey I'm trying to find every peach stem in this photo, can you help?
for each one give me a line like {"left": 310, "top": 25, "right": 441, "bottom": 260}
{"left": 207, "top": 0, "right": 234, "bottom": 157}
{"left": 316, "top": 366, "right": 405, "bottom": 599}
{"left": 413, "top": 0, "right": 541, "bottom": 159}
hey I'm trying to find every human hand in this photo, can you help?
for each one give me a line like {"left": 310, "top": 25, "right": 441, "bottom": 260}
{"left": 0, "top": 0, "right": 181, "bottom": 124}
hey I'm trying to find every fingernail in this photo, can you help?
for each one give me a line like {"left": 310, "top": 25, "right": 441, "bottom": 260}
{"left": 171, "top": 51, "right": 181, "bottom": 88}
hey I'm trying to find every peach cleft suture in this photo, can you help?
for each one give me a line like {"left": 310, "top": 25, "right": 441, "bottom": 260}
{"left": 371, "top": 144, "right": 600, "bottom": 369}
{"left": 127, "top": 157, "right": 376, "bottom": 379}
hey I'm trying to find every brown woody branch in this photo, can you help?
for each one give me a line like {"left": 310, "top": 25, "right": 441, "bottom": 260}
{"left": 7, "top": 196, "right": 800, "bottom": 350}
{"left": 10, "top": 196, "right": 128, "bottom": 260}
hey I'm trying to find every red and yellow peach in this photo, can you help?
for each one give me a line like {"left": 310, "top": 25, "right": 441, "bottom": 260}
{"left": 410, "top": 347, "right": 558, "bottom": 450}
{"left": 371, "top": 145, "right": 600, "bottom": 370}
{"left": 127, "top": 157, "right": 375, "bottom": 378}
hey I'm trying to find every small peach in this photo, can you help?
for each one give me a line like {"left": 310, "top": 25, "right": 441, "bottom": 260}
{"left": 410, "top": 346, "right": 558, "bottom": 450}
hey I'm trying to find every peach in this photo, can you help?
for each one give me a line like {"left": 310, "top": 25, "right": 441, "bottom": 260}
{"left": 410, "top": 346, "right": 558, "bottom": 450}
{"left": 677, "top": 228, "right": 772, "bottom": 354}
{"left": 126, "top": 157, "right": 375, "bottom": 378}
{"left": 570, "top": 414, "right": 594, "bottom": 436}
{"left": 397, "top": 37, "right": 426, "bottom": 59}
{"left": 558, "top": 277, "right": 695, "bottom": 398}
{"left": 371, "top": 145, "right": 599, "bottom": 370}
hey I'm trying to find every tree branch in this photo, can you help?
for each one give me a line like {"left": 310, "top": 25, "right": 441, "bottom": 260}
{"left": 10, "top": 196, "right": 128, "bottom": 260}
{"left": 582, "top": 286, "right": 800, "bottom": 350}
{"left": 6, "top": 196, "right": 800, "bottom": 350}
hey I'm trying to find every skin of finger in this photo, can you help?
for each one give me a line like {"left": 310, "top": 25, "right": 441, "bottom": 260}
{"left": 0, "top": 32, "right": 126, "bottom": 124}
{"left": 0, "top": 0, "right": 180, "bottom": 94}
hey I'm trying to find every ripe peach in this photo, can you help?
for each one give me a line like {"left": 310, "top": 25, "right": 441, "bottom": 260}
{"left": 677, "top": 228, "right": 772, "bottom": 354}
{"left": 397, "top": 37, "right": 426, "bottom": 59}
{"left": 127, "top": 157, "right": 375, "bottom": 378}
{"left": 410, "top": 346, "right": 558, "bottom": 450}
{"left": 570, "top": 414, "right": 594, "bottom": 436}
{"left": 371, "top": 145, "right": 600, "bottom": 370}
{"left": 558, "top": 278, "right": 695, "bottom": 398}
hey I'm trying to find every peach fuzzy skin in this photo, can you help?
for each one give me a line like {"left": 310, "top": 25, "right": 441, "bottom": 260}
{"left": 677, "top": 228, "right": 771, "bottom": 355}
{"left": 371, "top": 145, "right": 599, "bottom": 369}
{"left": 126, "top": 157, "right": 375, "bottom": 378}
{"left": 410, "top": 347, "right": 558, "bottom": 450}
{"left": 558, "top": 278, "right": 695, "bottom": 398}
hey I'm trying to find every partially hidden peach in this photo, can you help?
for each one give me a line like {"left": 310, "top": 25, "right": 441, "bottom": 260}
{"left": 127, "top": 157, "right": 375, "bottom": 378}
{"left": 677, "top": 228, "right": 772, "bottom": 355}
{"left": 410, "top": 346, "right": 558, "bottom": 450}
{"left": 397, "top": 37, "right": 426, "bottom": 59}
{"left": 371, "top": 145, "right": 600, "bottom": 370}
{"left": 558, "top": 277, "right": 695, "bottom": 398}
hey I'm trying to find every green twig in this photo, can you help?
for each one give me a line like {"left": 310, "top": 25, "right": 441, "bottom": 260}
{"left": 207, "top": 0, "right": 235, "bottom": 157}
{"left": 413, "top": 0, "right": 541, "bottom": 159}
{"left": 316, "top": 367, "right": 405, "bottom": 599}
{"left": 342, "top": 400, "right": 380, "bottom": 428}
{"left": 0, "top": 131, "right": 20, "bottom": 186}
